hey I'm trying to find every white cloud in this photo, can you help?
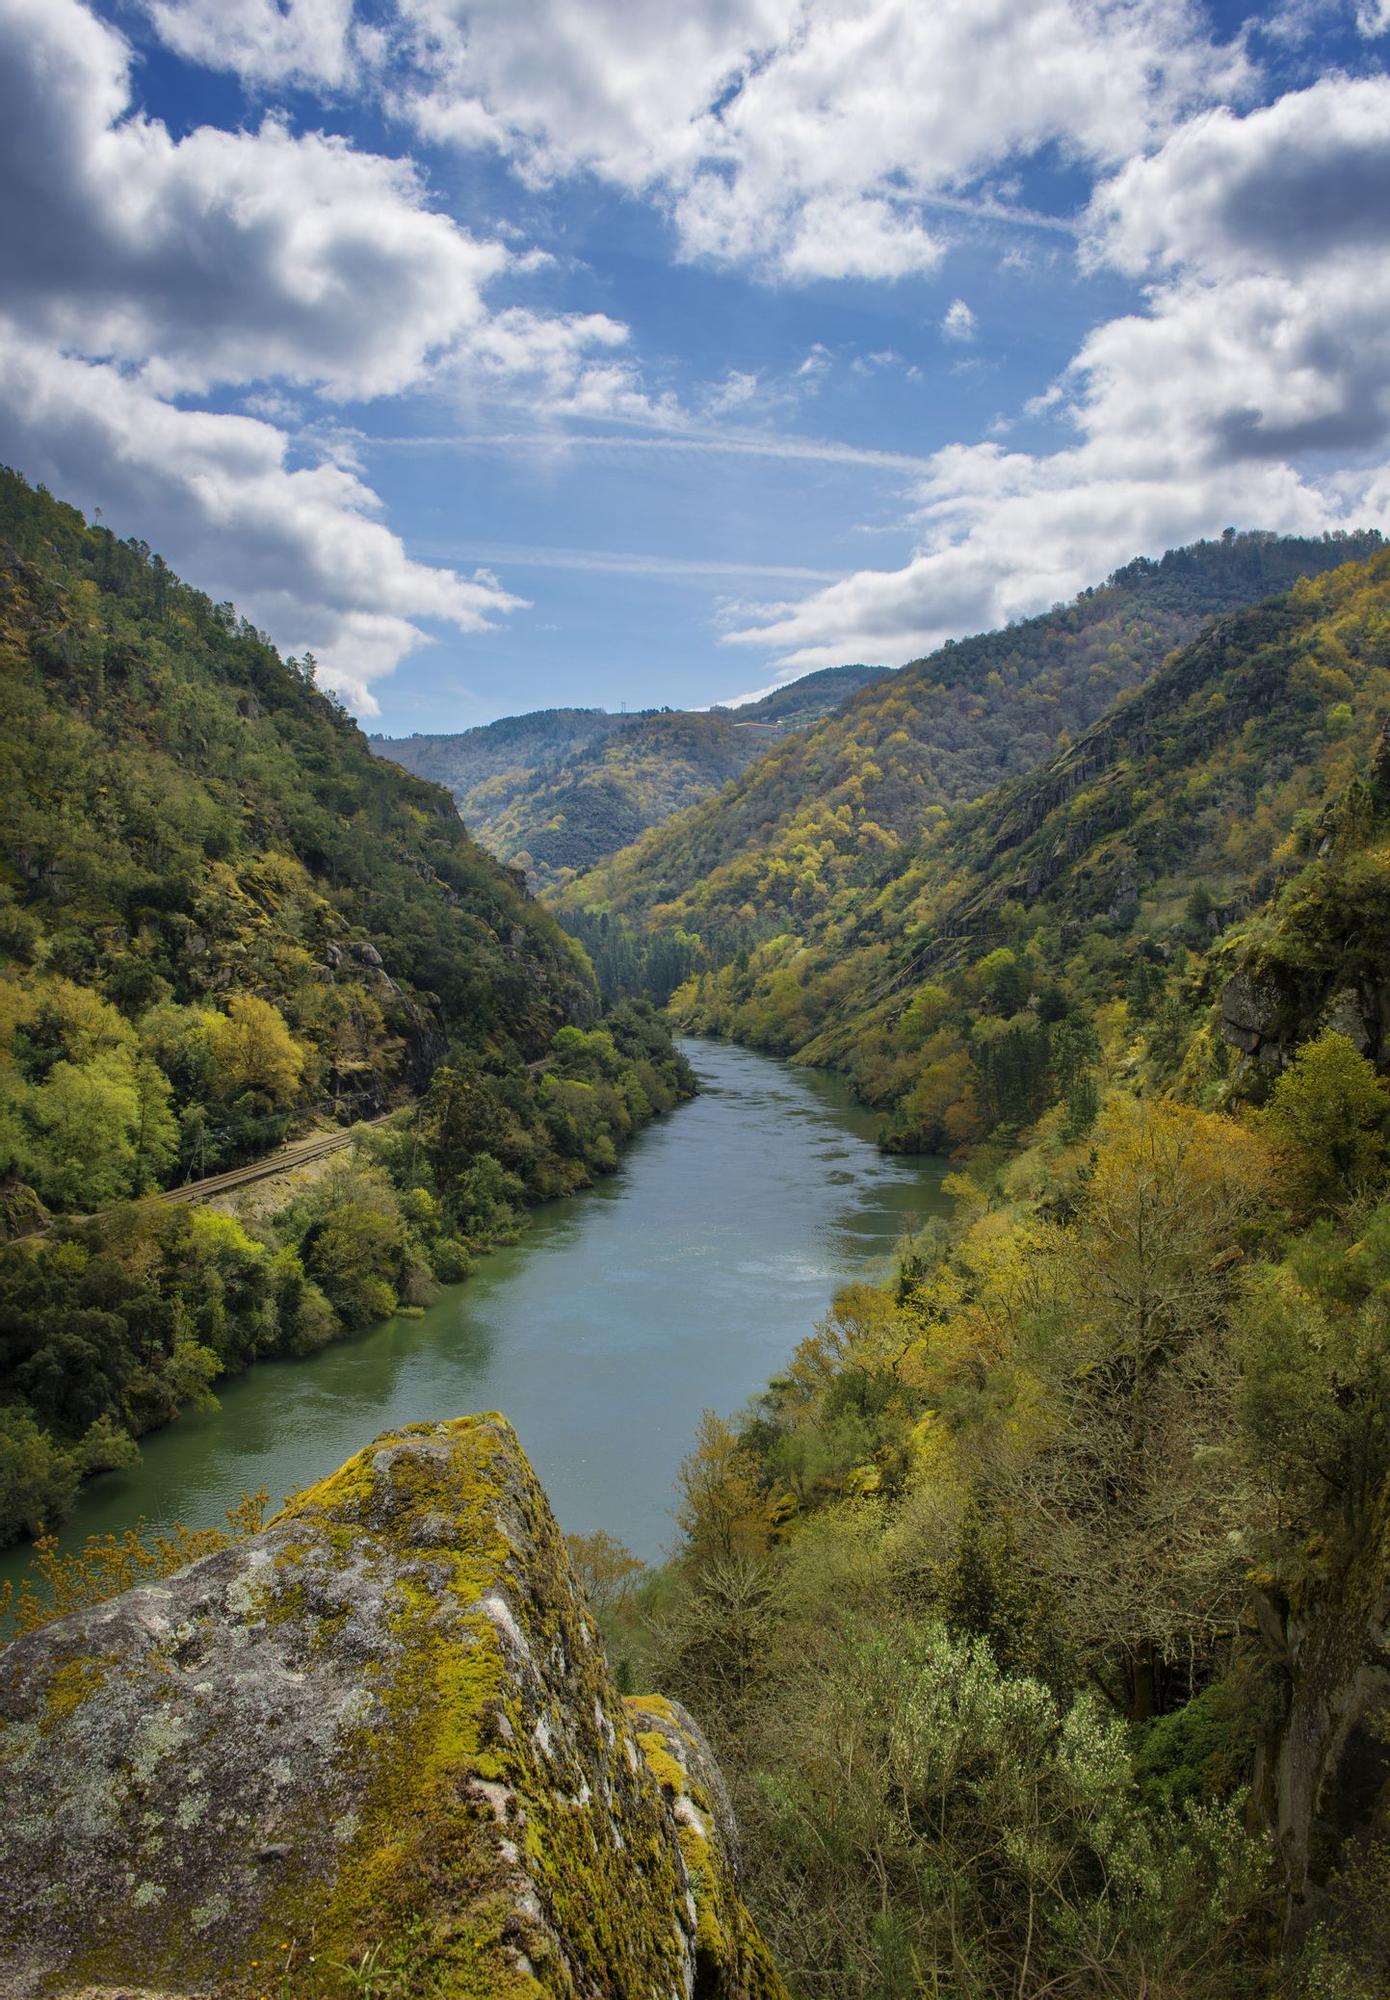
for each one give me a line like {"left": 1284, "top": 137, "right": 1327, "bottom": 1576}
{"left": 146, "top": 0, "right": 1251, "bottom": 282}
{"left": 0, "top": 0, "right": 666, "bottom": 711}
{"left": 1085, "top": 76, "right": 1390, "bottom": 283}
{"left": 0, "top": 0, "right": 520, "bottom": 399}
{"left": 0, "top": 335, "right": 522, "bottom": 714}
{"left": 0, "top": 0, "right": 638, "bottom": 406}
{"left": 725, "top": 75, "right": 1390, "bottom": 670}
{"left": 143, "top": 0, "right": 365, "bottom": 89}
{"left": 941, "top": 299, "right": 977, "bottom": 342}
{"left": 704, "top": 370, "right": 764, "bottom": 416}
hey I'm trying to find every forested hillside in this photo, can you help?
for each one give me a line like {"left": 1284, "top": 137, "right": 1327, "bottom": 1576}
{"left": 711, "top": 662, "right": 887, "bottom": 729}
{"left": 372, "top": 705, "right": 626, "bottom": 795}
{"left": 0, "top": 469, "right": 693, "bottom": 1543}
{"left": 669, "top": 554, "right": 1390, "bottom": 1153}
{"left": 405, "top": 709, "right": 762, "bottom": 886}
{"left": 558, "top": 531, "right": 1384, "bottom": 955}
{"left": 372, "top": 664, "right": 886, "bottom": 888}
{"left": 605, "top": 552, "right": 1390, "bottom": 2000}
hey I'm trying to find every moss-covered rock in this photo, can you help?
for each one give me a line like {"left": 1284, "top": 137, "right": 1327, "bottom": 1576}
{"left": 0, "top": 1415, "right": 786, "bottom": 2000}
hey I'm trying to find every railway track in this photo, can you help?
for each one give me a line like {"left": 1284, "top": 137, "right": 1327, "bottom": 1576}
{"left": 9, "top": 1111, "right": 399, "bottom": 1243}
{"left": 146, "top": 1126, "right": 367, "bottom": 1207}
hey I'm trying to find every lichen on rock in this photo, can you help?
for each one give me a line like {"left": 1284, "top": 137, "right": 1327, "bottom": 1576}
{"left": 0, "top": 1415, "right": 785, "bottom": 2000}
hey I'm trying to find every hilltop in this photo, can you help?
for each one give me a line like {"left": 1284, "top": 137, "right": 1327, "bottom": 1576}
{"left": 371, "top": 664, "right": 886, "bottom": 887}
{"left": 556, "top": 531, "right": 1384, "bottom": 960}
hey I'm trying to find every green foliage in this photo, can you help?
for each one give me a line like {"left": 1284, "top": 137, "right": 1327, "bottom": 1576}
{"left": 628, "top": 1080, "right": 1390, "bottom": 1996}
{"left": 1134, "top": 1675, "right": 1265, "bottom": 1812}
{"left": 0, "top": 1000, "right": 692, "bottom": 1548}
{"left": 750, "top": 1621, "right": 1268, "bottom": 1999}
{"left": 559, "top": 529, "right": 1383, "bottom": 971}
{"left": 1260, "top": 1031, "right": 1390, "bottom": 1209}
{"left": 0, "top": 1407, "right": 80, "bottom": 1544}
{"left": 636, "top": 549, "right": 1390, "bottom": 1161}
{"left": 0, "top": 469, "right": 696, "bottom": 1546}
{"left": 1236, "top": 1205, "right": 1390, "bottom": 1541}
{"left": 0, "top": 463, "right": 599, "bottom": 1218}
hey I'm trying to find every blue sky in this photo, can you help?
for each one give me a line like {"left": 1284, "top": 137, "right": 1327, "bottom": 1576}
{"left": 0, "top": 1, "right": 1387, "bottom": 732}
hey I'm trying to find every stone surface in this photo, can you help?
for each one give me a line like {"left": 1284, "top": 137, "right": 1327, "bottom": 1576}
{"left": 0, "top": 1415, "right": 785, "bottom": 2000}
{"left": 1219, "top": 968, "right": 1288, "bottom": 1065}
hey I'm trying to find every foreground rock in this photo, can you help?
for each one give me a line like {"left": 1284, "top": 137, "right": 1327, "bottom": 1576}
{"left": 0, "top": 1415, "right": 785, "bottom": 2000}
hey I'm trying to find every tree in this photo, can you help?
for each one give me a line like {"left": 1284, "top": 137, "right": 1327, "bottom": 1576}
{"left": 676, "top": 1411, "right": 769, "bottom": 1562}
{"left": 0, "top": 1408, "right": 79, "bottom": 1542}
{"left": 564, "top": 1529, "right": 644, "bottom": 1615}
{"left": 27, "top": 1052, "right": 142, "bottom": 1209}
{"left": 999, "top": 1101, "right": 1278, "bottom": 1714}
{"left": 1260, "top": 1030, "right": 1390, "bottom": 1210}
{"left": 208, "top": 995, "right": 306, "bottom": 1107}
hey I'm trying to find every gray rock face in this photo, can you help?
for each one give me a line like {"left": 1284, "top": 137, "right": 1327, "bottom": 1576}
{"left": 1322, "top": 985, "right": 1373, "bottom": 1054}
{"left": 1220, "top": 969, "right": 1288, "bottom": 1064}
{"left": 0, "top": 1416, "right": 785, "bottom": 2000}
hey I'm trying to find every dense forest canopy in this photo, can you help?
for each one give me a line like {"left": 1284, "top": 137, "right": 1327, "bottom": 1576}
{"left": 663, "top": 554, "right": 1390, "bottom": 1156}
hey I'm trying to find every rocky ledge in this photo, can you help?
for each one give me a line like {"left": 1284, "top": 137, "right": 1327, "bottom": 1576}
{"left": 0, "top": 1415, "right": 785, "bottom": 2000}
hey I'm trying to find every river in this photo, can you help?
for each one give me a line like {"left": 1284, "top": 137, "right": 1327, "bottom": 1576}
{"left": 0, "top": 1039, "right": 949, "bottom": 1600}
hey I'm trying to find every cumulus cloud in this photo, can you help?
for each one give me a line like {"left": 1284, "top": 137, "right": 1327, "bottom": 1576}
{"left": 0, "top": 0, "right": 522, "bottom": 399}
{"left": 726, "top": 75, "right": 1390, "bottom": 671}
{"left": 143, "top": 0, "right": 367, "bottom": 89}
{"left": 941, "top": 299, "right": 977, "bottom": 342}
{"left": 146, "top": 0, "right": 1250, "bottom": 282}
{"left": 0, "top": 335, "right": 522, "bottom": 714}
{"left": 1086, "top": 76, "right": 1390, "bottom": 282}
{"left": 0, "top": 0, "right": 654, "bottom": 708}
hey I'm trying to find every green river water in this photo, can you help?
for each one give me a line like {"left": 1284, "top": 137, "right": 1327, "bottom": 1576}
{"left": 1, "top": 1038, "right": 950, "bottom": 1600}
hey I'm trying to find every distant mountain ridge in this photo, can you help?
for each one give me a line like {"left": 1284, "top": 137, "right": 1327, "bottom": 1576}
{"left": 555, "top": 530, "right": 1386, "bottom": 953}
{"left": 370, "top": 664, "right": 887, "bottom": 887}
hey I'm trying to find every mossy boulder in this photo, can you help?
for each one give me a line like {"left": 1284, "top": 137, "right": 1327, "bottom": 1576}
{"left": 0, "top": 1415, "right": 786, "bottom": 2000}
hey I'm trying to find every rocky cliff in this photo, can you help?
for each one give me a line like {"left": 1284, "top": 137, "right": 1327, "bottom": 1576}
{"left": 0, "top": 1416, "right": 785, "bottom": 2000}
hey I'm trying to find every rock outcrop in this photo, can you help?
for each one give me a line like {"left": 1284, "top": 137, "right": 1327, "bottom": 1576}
{"left": 0, "top": 1415, "right": 785, "bottom": 2000}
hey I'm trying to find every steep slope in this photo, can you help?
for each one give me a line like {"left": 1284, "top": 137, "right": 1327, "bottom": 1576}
{"left": 371, "top": 665, "right": 887, "bottom": 888}
{"left": 0, "top": 467, "right": 595, "bottom": 1194}
{"left": 372, "top": 705, "right": 626, "bottom": 796}
{"left": 0, "top": 469, "right": 694, "bottom": 1544}
{"left": 558, "top": 531, "right": 1384, "bottom": 953}
{"left": 670, "top": 551, "right": 1390, "bottom": 1148}
{"left": 443, "top": 709, "right": 763, "bottom": 885}
{"left": 630, "top": 572, "right": 1390, "bottom": 2000}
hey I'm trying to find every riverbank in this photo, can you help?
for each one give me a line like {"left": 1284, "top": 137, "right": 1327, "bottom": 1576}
{"left": 0, "top": 1040, "right": 950, "bottom": 1613}
{"left": 0, "top": 1005, "right": 693, "bottom": 1551}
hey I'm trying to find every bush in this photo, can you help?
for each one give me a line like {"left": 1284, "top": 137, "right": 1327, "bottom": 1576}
{"left": 0, "top": 1407, "right": 80, "bottom": 1543}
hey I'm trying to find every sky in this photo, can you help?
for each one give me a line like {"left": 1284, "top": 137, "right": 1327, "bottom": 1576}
{"left": 0, "top": 1, "right": 1387, "bottom": 732}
